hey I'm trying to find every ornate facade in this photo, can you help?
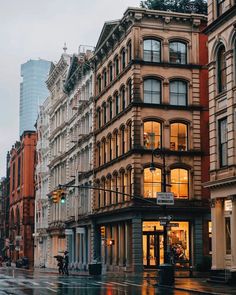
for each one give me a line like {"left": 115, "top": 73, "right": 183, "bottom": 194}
{"left": 91, "top": 7, "right": 210, "bottom": 272}
{"left": 204, "top": 0, "right": 236, "bottom": 281}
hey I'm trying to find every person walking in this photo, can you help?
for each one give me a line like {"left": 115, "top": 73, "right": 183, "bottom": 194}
{"left": 64, "top": 251, "right": 69, "bottom": 275}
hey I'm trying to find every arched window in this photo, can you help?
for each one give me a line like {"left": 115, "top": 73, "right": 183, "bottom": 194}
{"left": 97, "top": 143, "right": 101, "bottom": 166}
{"left": 120, "top": 127, "right": 125, "bottom": 154}
{"left": 121, "top": 48, "right": 126, "bottom": 70}
{"left": 121, "top": 86, "right": 126, "bottom": 110}
{"left": 144, "top": 167, "right": 162, "bottom": 198}
{"left": 170, "top": 123, "right": 188, "bottom": 151}
{"left": 102, "top": 102, "right": 107, "bottom": 125}
{"left": 97, "top": 108, "right": 101, "bottom": 128}
{"left": 97, "top": 75, "right": 102, "bottom": 93}
{"left": 103, "top": 69, "right": 107, "bottom": 88}
{"left": 170, "top": 80, "right": 187, "bottom": 106}
{"left": 144, "top": 79, "right": 161, "bottom": 104}
{"left": 102, "top": 139, "right": 106, "bottom": 164}
{"left": 109, "top": 62, "right": 113, "bottom": 83}
{"left": 108, "top": 98, "right": 113, "bottom": 121}
{"left": 127, "top": 41, "right": 132, "bottom": 62}
{"left": 143, "top": 39, "right": 161, "bottom": 62}
{"left": 108, "top": 135, "right": 112, "bottom": 161}
{"left": 217, "top": 45, "right": 226, "bottom": 93}
{"left": 114, "top": 55, "right": 119, "bottom": 76}
{"left": 107, "top": 176, "right": 112, "bottom": 205}
{"left": 127, "top": 168, "right": 132, "bottom": 197}
{"left": 144, "top": 121, "right": 161, "bottom": 149}
{"left": 171, "top": 168, "right": 189, "bottom": 199}
{"left": 115, "top": 92, "right": 119, "bottom": 115}
{"left": 169, "top": 41, "right": 187, "bottom": 64}
{"left": 127, "top": 122, "right": 132, "bottom": 150}
{"left": 120, "top": 170, "right": 125, "bottom": 202}
{"left": 127, "top": 79, "right": 132, "bottom": 104}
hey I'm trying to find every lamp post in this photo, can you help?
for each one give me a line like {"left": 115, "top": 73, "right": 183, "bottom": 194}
{"left": 150, "top": 148, "right": 175, "bottom": 285}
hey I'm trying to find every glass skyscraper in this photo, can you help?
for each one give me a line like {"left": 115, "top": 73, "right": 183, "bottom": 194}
{"left": 19, "top": 59, "right": 51, "bottom": 136}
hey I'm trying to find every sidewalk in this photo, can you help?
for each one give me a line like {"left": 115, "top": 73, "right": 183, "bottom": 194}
{"left": 4, "top": 266, "right": 236, "bottom": 294}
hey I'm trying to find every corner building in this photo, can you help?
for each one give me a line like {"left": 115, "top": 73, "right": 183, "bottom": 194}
{"left": 204, "top": 0, "right": 236, "bottom": 280}
{"left": 92, "top": 7, "right": 210, "bottom": 272}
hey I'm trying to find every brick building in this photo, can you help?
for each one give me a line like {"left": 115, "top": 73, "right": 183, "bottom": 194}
{"left": 9, "top": 131, "right": 36, "bottom": 266}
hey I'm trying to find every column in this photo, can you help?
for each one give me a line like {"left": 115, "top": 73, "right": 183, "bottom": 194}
{"left": 125, "top": 222, "right": 131, "bottom": 268}
{"left": 119, "top": 224, "right": 125, "bottom": 267}
{"left": 231, "top": 197, "right": 236, "bottom": 271}
{"left": 132, "top": 218, "right": 143, "bottom": 272}
{"left": 211, "top": 199, "right": 224, "bottom": 270}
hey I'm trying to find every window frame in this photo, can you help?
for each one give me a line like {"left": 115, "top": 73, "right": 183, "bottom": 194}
{"left": 143, "top": 167, "right": 162, "bottom": 198}
{"left": 219, "top": 117, "right": 228, "bottom": 167}
{"left": 170, "top": 168, "right": 189, "bottom": 199}
{"left": 143, "top": 39, "right": 161, "bottom": 63}
{"left": 143, "top": 121, "right": 162, "bottom": 150}
{"left": 169, "top": 80, "right": 188, "bottom": 106}
{"left": 170, "top": 122, "right": 188, "bottom": 151}
{"left": 143, "top": 78, "right": 161, "bottom": 104}
{"left": 217, "top": 45, "right": 227, "bottom": 93}
{"left": 169, "top": 41, "right": 187, "bottom": 64}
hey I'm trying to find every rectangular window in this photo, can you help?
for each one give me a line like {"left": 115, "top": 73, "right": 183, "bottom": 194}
{"left": 217, "top": 0, "right": 226, "bottom": 16}
{"left": 225, "top": 217, "right": 231, "bottom": 254}
{"left": 219, "top": 118, "right": 227, "bottom": 167}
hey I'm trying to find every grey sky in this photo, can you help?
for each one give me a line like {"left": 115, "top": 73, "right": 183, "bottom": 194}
{"left": 0, "top": 0, "right": 139, "bottom": 177}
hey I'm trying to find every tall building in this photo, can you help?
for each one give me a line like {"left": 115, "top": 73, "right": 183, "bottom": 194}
{"left": 9, "top": 131, "right": 36, "bottom": 266}
{"left": 91, "top": 7, "right": 210, "bottom": 272}
{"left": 204, "top": 0, "right": 236, "bottom": 282}
{"left": 19, "top": 59, "right": 51, "bottom": 136}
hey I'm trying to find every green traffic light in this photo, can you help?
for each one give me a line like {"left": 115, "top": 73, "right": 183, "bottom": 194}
{"left": 61, "top": 196, "right": 65, "bottom": 204}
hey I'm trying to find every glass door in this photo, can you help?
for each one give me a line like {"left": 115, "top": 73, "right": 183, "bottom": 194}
{"left": 143, "top": 231, "right": 164, "bottom": 268}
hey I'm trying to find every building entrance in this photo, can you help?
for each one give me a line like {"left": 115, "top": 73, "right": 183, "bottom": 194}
{"left": 143, "top": 231, "right": 164, "bottom": 268}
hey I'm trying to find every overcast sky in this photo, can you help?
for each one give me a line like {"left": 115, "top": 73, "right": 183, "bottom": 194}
{"left": 0, "top": 0, "right": 140, "bottom": 177}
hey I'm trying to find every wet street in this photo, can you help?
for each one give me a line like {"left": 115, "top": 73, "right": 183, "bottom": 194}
{"left": 0, "top": 268, "right": 195, "bottom": 295}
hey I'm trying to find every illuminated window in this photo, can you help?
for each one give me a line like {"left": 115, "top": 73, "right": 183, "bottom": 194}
{"left": 169, "top": 41, "right": 187, "bottom": 64}
{"left": 170, "top": 123, "right": 187, "bottom": 151}
{"left": 144, "top": 79, "right": 161, "bottom": 104}
{"left": 144, "top": 168, "right": 161, "bottom": 198}
{"left": 144, "top": 121, "right": 161, "bottom": 149}
{"left": 170, "top": 80, "right": 187, "bottom": 106}
{"left": 143, "top": 39, "right": 161, "bottom": 62}
{"left": 171, "top": 168, "right": 189, "bottom": 199}
{"left": 217, "top": 45, "right": 226, "bottom": 93}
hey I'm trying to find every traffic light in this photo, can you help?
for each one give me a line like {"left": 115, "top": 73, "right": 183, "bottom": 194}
{"left": 52, "top": 191, "right": 60, "bottom": 203}
{"left": 51, "top": 189, "right": 66, "bottom": 204}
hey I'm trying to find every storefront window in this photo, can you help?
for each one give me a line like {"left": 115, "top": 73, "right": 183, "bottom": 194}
{"left": 142, "top": 221, "right": 189, "bottom": 267}
{"left": 208, "top": 221, "right": 212, "bottom": 254}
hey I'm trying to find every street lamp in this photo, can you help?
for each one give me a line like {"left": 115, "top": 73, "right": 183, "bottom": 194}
{"left": 150, "top": 148, "right": 175, "bottom": 285}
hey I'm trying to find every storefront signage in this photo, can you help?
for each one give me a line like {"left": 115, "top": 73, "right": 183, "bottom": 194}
{"left": 224, "top": 200, "right": 232, "bottom": 212}
{"left": 157, "top": 192, "right": 174, "bottom": 205}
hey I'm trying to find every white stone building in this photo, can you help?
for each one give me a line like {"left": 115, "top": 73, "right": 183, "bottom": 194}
{"left": 204, "top": 0, "right": 236, "bottom": 283}
{"left": 34, "top": 97, "right": 51, "bottom": 267}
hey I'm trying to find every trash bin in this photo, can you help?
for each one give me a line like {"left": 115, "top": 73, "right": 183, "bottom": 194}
{"left": 158, "top": 264, "right": 175, "bottom": 286}
{"left": 88, "top": 263, "right": 102, "bottom": 275}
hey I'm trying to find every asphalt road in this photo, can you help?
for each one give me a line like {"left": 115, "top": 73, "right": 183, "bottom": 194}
{"left": 0, "top": 268, "right": 196, "bottom": 295}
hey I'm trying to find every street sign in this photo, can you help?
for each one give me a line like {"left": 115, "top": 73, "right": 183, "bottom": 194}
{"left": 160, "top": 221, "right": 167, "bottom": 226}
{"left": 158, "top": 215, "right": 172, "bottom": 221}
{"left": 157, "top": 192, "right": 174, "bottom": 205}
